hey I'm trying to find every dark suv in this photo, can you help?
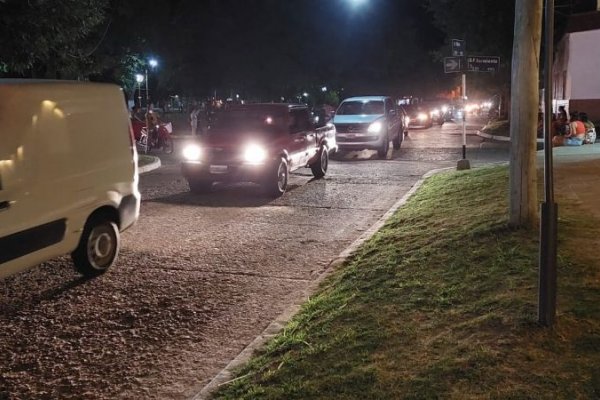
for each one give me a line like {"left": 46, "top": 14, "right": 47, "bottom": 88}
{"left": 181, "top": 104, "right": 337, "bottom": 197}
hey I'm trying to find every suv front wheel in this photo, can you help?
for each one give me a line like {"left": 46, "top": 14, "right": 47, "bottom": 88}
{"left": 392, "top": 129, "right": 402, "bottom": 150}
{"left": 377, "top": 133, "right": 389, "bottom": 158}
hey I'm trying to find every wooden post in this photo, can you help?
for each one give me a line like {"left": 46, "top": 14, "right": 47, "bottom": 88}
{"left": 508, "top": 0, "right": 543, "bottom": 228}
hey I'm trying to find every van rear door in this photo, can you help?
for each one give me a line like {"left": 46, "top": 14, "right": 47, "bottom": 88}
{"left": 0, "top": 86, "right": 62, "bottom": 276}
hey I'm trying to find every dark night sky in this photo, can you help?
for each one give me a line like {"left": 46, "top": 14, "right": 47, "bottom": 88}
{"left": 115, "top": 0, "right": 446, "bottom": 99}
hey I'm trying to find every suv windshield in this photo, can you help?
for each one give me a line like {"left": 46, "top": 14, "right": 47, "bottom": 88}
{"left": 337, "top": 101, "right": 384, "bottom": 116}
{"left": 403, "top": 105, "right": 428, "bottom": 114}
{"left": 210, "top": 109, "right": 284, "bottom": 133}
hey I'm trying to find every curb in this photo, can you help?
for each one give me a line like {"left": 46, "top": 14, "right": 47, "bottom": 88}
{"left": 138, "top": 156, "right": 161, "bottom": 174}
{"left": 477, "top": 130, "right": 544, "bottom": 144}
{"left": 191, "top": 166, "right": 454, "bottom": 400}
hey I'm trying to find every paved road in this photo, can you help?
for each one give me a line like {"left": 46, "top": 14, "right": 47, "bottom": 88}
{"left": 0, "top": 116, "right": 509, "bottom": 400}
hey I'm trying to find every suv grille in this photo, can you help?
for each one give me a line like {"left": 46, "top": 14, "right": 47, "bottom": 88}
{"left": 335, "top": 123, "right": 367, "bottom": 133}
{"left": 206, "top": 147, "right": 240, "bottom": 163}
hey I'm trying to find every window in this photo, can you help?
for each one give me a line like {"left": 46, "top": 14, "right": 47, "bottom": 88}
{"left": 289, "top": 109, "right": 310, "bottom": 133}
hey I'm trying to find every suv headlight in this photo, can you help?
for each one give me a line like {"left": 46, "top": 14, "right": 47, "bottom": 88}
{"left": 417, "top": 113, "right": 428, "bottom": 122}
{"left": 244, "top": 144, "right": 267, "bottom": 164}
{"left": 367, "top": 121, "right": 383, "bottom": 133}
{"left": 183, "top": 144, "right": 202, "bottom": 161}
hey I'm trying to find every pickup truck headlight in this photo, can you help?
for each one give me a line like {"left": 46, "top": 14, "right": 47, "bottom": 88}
{"left": 367, "top": 121, "right": 383, "bottom": 134}
{"left": 183, "top": 144, "right": 202, "bottom": 161}
{"left": 244, "top": 144, "right": 267, "bottom": 164}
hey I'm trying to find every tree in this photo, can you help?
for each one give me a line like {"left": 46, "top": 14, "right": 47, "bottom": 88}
{"left": 0, "top": 0, "right": 110, "bottom": 78}
{"left": 425, "top": 0, "right": 516, "bottom": 100}
{"left": 508, "top": 0, "right": 543, "bottom": 228}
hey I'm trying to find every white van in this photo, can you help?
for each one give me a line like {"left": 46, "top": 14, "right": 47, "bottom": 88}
{"left": 0, "top": 80, "right": 140, "bottom": 278}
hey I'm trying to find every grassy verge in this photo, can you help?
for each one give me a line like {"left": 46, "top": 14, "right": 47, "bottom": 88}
{"left": 213, "top": 166, "right": 600, "bottom": 399}
{"left": 137, "top": 154, "right": 155, "bottom": 168}
{"left": 481, "top": 120, "right": 509, "bottom": 137}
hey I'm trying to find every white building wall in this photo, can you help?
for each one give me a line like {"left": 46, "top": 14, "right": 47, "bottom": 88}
{"left": 553, "top": 35, "right": 570, "bottom": 100}
{"left": 567, "top": 29, "right": 600, "bottom": 99}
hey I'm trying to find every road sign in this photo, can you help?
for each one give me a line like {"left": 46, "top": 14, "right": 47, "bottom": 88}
{"left": 466, "top": 56, "right": 500, "bottom": 72}
{"left": 444, "top": 57, "right": 461, "bottom": 73}
{"left": 451, "top": 39, "right": 465, "bottom": 57}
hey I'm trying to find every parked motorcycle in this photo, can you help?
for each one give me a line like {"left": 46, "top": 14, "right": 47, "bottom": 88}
{"left": 131, "top": 119, "right": 174, "bottom": 154}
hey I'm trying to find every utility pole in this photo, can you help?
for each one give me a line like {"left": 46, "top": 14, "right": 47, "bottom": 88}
{"left": 457, "top": 74, "right": 470, "bottom": 170}
{"left": 539, "top": 0, "right": 558, "bottom": 327}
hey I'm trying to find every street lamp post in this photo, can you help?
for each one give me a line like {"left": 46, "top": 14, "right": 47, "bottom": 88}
{"left": 145, "top": 58, "right": 158, "bottom": 110}
{"left": 135, "top": 74, "right": 144, "bottom": 108}
{"left": 143, "top": 58, "right": 158, "bottom": 152}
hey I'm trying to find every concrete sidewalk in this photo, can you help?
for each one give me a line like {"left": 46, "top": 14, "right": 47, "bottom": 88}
{"left": 539, "top": 143, "right": 600, "bottom": 221}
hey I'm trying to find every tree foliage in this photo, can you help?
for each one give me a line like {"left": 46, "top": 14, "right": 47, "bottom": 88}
{"left": 424, "top": 0, "right": 516, "bottom": 99}
{"left": 0, "top": 0, "right": 110, "bottom": 78}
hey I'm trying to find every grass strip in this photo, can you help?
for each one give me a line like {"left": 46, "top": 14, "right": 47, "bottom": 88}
{"left": 137, "top": 154, "right": 155, "bottom": 168}
{"left": 482, "top": 120, "right": 509, "bottom": 137}
{"left": 213, "top": 165, "right": 600, "bottom": 400}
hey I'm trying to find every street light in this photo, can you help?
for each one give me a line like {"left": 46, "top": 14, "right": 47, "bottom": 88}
{"left": 135, "top": 74, "right": 144, "bottom": 107}
{"left": 347, "top": 0, "right": 367, "bottom": 8}
{"left": 145, "top": 58, "right": 159, "bottom": 109}
{"left": 321, "top": 86, "right": 327, "bottom": 92}
{"left": 143, "top": 58, "right": 158, "bottom": 151}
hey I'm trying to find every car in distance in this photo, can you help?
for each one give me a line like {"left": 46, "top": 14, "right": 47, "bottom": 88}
{"left": 402, "top": 104, "right": 434, "bottom": 129}
{"left": 0, "top": 80, "right": 140, "bottom": 279}
{"left": 181, "top": 103, "right": 337, "bottom": 197}
{"left": 332, "top": 96, "right": 403, "bottom": 158}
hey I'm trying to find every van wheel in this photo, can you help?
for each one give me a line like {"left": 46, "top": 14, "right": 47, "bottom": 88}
{"left": 392, "top": 131, "right": 402, "bottom": 150}
{"left": 264, "top": 158, "right": 288, "bottom": 197}
{"left": 310, "top": 147, "right": 328, "bottom": 178}
{"left": 72, "top": 217, "right": 120, "bottom": 278}
{"left": 377, "top": 135, "right": 389, "bottom": 158}
{"left": 189, "top": 179, "right": 212, "bottom": 193}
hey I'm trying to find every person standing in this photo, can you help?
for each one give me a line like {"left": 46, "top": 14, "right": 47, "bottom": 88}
{"left": 190, "top": 103, "right": 200, "bottom": 136}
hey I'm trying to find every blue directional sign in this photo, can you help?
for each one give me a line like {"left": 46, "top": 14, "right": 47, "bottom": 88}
{"left": 467, "top": 56, "right": 500, "bottom": 72}
{"left": 451, "top": 39, "right": 465, "bottom": 57}
{"left": 444, "top": 57, "right": 461, "bottom": 73}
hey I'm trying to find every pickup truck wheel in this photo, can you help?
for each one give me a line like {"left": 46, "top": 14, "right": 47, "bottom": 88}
{"left": 310, "top": 147, "right": 328, "bottom": 178}
{"left": 188, "top": 179, "right": 213, "bottom": 193}
{"left": 377, "top": 135, "right": 389, "bottom": 158}
{"left": 265, "top": 158, "right": 288, "bottom": 197}
{"left": 392, "top": 130, "right": 402, "bottom": 150}
{"left": 72, "top": 217, "right": 120, "bottom": 278}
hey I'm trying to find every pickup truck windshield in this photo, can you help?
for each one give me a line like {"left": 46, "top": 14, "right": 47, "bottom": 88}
{"left": 210, "top": 109, "right": 284, "bottom": 133}
{"left": 337, "top": 101, "right": 384, "bottom": 115}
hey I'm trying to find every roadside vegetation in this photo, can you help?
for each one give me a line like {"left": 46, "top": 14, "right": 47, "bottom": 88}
{"left": 137, "top": 154, "right": 155, "bottom": 167}
{"left": 213, "top": 165, "right": 600, "bottom": 399}
{"left": 481, "top": 119, "right": 510, "bottom": 138}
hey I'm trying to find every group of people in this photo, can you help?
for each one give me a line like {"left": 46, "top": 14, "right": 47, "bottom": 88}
{"left": 551, "top": 106, "right": 596, "bottom": 147}
{"left": 190, "top": 102, "right": 214, "bottom": 136}
{"left": 131, "top": 105, "right": 162, "bottom": 126}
